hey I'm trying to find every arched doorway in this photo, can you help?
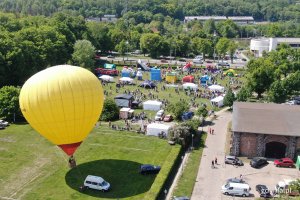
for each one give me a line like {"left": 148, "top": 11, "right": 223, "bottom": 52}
{"left": 265, "top": 142, "right": 286, "bottom": 158}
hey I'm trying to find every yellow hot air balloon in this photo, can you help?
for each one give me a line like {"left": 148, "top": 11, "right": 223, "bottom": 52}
{"left": 19, "top": 65, "right": 104, "bottom": 157}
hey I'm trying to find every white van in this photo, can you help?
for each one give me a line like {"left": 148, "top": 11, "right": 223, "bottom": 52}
{"left": 221, "top": 182, "right": 250, "bottom": 197}
{"left": 84, "top": 175, "right": 110, "bottom": 191}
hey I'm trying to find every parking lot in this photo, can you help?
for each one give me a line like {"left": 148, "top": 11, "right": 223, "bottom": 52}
{"left": 220, "top": 159, "right": 299, "bottom": 199}
{"left": 191, "top": 110, "right": 299, "bottom": 200}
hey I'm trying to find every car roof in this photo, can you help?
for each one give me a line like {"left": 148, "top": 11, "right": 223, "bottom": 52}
{"left": 256, "top": 184, "right": 267, "bottom": 188}
{"left": 141, "top": 164, "right": 154, "bottom": 167}
{"left": 227, "top": 183, "right": 250, "bottom": 189}
{"left": 225, "top": 155, "right": 236, "bottom": 159}
{"left": 85, "top": 175, "right": 104, "bottom": 183}
{"left": 281, "top": 158, "right": 293, "bottom": 161}
{"left": 253, "top": 157, "right": 266, "bottom": 161}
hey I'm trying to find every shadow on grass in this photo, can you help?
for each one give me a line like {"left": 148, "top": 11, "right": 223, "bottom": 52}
{"left": 193, "top": 132, "right": 206, "bottom": 150}
{"left": 65, "top": 159, "right": 156, "bottom": 198}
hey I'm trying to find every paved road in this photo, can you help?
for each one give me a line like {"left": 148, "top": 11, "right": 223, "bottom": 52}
{"left": 191, "top": 109, "right": 232, "bottom": 200}
{"left": 103, "top": 56, "right": 247, "bottom": 69}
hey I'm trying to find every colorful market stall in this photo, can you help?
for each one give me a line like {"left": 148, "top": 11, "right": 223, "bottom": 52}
{"left": 143, "top": 100, "right": 162, "bottom": 111}
{"left": 182, "top": 83, "right": 198, "bottom": 91}
{"left": 165, "top": 71, "right": 178, "bottom": 83}
{"left": 104, "top": 63, "right": 116, "bottom": 69}
{"left": 182, "top": 75, "right": 194, "bottom": 83}
{"left": 150, "top": 68, "right": 162, "bottom": 81}
{"left": 210, "top": 96, "right": 224, "bottom": 107}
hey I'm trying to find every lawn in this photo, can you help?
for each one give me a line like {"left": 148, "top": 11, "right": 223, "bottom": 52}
{"left": 0, "top": 123, "right": 180, "bottom": 200}
{"left": 172, "top": 132, "right": 207, "bottom": 197}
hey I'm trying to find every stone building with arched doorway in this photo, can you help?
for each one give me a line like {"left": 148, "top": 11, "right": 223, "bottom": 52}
{"left": 230, "top": 102, "right": 300, "bottom": 159}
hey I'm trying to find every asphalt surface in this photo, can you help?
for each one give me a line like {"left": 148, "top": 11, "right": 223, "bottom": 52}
{"left": 190, "top": 110, "right": 299, "bottom": 200}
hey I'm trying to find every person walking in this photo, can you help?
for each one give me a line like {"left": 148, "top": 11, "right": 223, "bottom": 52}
{"left": 212, "top": 129, "right": 214, "bottom": 135}
{"left": 211, "top": 160, "right": 215, "bottom": 168}
{"left": 215, "top": 157, "right": 218, "bottom": 165}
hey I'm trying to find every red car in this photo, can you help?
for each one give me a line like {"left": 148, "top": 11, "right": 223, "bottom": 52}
{"left": 163, "top": 115, "right": 173, "bottom": 122}
{"left": 274, "top": 158, "right": 294, "bottom": 168}
{"left": 95, "top": 68, "right": 119, "bottom": 76}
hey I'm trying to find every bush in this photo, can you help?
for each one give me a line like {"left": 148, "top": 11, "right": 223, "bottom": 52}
{"left": 100, "top": 98, "right": 119, "bottom": 121}
{"left": 166, "top": 101, "right": 189, "bottom": 121}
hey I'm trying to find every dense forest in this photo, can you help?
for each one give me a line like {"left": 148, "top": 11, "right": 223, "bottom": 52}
{"left": 0, "top": 0, "right": 299, "bottom": 22}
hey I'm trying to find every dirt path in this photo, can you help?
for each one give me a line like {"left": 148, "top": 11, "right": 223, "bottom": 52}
{"left": 0, "top": 155, "right": 51, "bottom": 199}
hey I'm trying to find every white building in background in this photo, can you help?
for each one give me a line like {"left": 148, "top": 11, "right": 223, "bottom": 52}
{"left": 184, "top": 16, "right": 254, "bottom": 25}
{"left": 250, "top": 38, "right": 300, "bottom": 57}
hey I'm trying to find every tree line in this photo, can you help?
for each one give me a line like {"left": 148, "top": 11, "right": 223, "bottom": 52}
{"left": 0, "top": 0, "right": 299, "bottom": 22}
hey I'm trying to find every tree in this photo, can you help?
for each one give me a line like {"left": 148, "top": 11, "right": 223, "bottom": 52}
{"left": 100, "top": 99, "right": 119, "bottom": 121}
{"left": 72, "top": 40, "right": 95, "bottom": 69}
{"left": 196, "top": 106, "right": 208, "bottom": 118}
{"left": 247, "top": 59, "right": 275, "bottom": 98}
{"left": 216, "top": 37, "right": 230, "bottom": 61}
{"left": 140, "top": 33, "right": 164, "bottom": 58}
{"left": 268, "top": 80, "right": 288, "bottom": 103}
{"left": 236, "top": 86, "right": 251, "bottom": 102}
{"left": 0, "top": 86, "right": 22, "bottom": 122}
{"left": 115, "top": 40, "right": 128, "bottom": 60}
{"left": 168, "top": 123, "right": 191, "bottom": 146}
{"left": 192, "top": 38, "right": 212, "bottom": 60}
{"left": 227, "top": 41, "right": 238, "bottom": 63}
{"left": 166, "top": 101, "right": 189, "bottom": 121}
{"left": 223, "top": 88, "right": 236, "bottom": 109}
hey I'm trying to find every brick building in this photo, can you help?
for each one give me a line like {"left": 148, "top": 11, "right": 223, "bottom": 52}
{"left": 231, "top": 102, "right": 300, "bottom": 159}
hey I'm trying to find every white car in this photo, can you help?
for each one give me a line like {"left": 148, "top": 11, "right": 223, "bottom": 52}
{"left": 0, "top": 120, "right": 9, "bottom": 127}
{"left": 193, "top": 55, "right": 203, "bottom": 64}
{"left": 155, "top": 110, "right": 164, "bottom": 121}
{"left": 84, "top": 175, "right": 110, "bottom": 191}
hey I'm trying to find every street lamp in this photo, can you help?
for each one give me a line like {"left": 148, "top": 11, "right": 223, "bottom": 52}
{"left": 125, "top": 41, "right": 129, "bottom": 61}
{"left": 213, "top": 30, "right": 217, "bottom": 63}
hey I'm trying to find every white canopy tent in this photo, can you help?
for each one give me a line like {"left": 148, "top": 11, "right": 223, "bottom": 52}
{"left": 143, "top": 100, "right": 162, "bottom": 111}
{"left": 211, "top": 96, "right": 224, "bottom": 107}
{"left": 119, "top": 77, "right": 134, "bottom": 84}
{"left": 99, "top": 75, "right": 114, "bottom": 82}
{"left": 146, "top": 123, "right": 171, "bottom": 136}
{"left": 182, "top": 83, "right": 198, "bottom": 90}
{"left": 208, "top": 84, "right": 224, "bottom": 92}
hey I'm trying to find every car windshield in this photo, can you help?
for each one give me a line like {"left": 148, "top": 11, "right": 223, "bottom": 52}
{"left": 278, "top": 159, "right": 283, "bottom": 162}
{"left": 224, "top": 183, "right": 230, "bottom": 188}
{"left": 102, "top": 181, "right": 108, "bottom": 186}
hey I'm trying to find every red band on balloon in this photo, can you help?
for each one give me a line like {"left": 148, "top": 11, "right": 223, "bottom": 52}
{"left": 58, "top": 142, "right": 82, "bottom": 156}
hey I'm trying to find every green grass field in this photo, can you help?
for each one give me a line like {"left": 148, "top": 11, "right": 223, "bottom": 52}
{"left": 0, "top": 123, "right": 180, "bottom": 200}
{"left": 172, "top": 133, "right": 207, "bottom": 197}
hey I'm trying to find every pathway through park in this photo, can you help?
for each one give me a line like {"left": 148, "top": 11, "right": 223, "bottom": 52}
{"left": 191, "top": 109, "right": 232, "bottom": 200}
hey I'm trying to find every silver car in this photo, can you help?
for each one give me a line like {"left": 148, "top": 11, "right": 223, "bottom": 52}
{"left": 225, "top": 155, "right": 244, "bottom": 166}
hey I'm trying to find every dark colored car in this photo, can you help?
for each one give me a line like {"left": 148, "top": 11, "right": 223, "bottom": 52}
{"left": 250, "top": 157, "right": 268, "bottom": 168}
{"left": 256, "top": 184, "right": 272, "bottom": 198}
{"left": 181, "top": 112, "right": 194, "bottom": 121}
{"left": 274, "top": 158, "right": 294, "bottom": 168}
{"left": 225, "top": 155, "right": 244, "bottom": 166}
{"left": 227, "top": 178, "right": 245, "bottom": 184}
{"left": 140, "top": 164, "right": 161, "bottom": 175}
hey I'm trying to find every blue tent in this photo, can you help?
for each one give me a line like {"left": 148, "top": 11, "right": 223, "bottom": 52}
{"left": 150, "top": 68, "right": 161, "bottom": 81}
{"left": 200, "top": 75, "right": 210, "bottom": 85}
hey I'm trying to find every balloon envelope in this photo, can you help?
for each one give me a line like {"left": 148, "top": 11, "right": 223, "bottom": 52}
{"left": 19, "top": 65, "right": 104, "bottom": 156}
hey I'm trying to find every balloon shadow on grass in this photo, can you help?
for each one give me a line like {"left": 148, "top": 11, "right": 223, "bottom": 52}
{"left": 65, "top": 159, "right": 156, "bottom": 198}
